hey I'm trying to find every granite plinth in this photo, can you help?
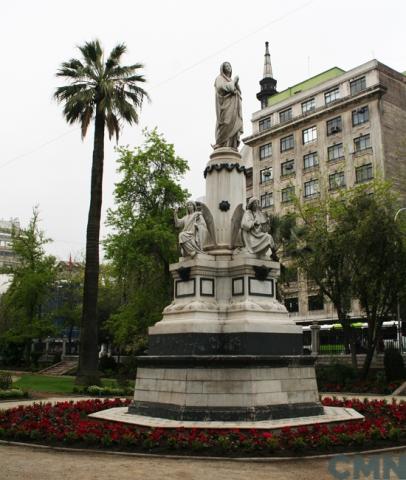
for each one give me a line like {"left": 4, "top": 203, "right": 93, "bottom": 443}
{"left": 129, "top": 356, "right": 322, "bottom": 422}
{"left": 90, "top": 405, "right": 364, "bottom": 430}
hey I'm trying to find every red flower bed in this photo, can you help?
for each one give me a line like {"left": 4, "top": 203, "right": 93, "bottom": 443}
{"left": 0, "top": 397, "right": 404, "bottom": 456}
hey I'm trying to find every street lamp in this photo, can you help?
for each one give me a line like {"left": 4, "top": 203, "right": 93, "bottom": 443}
{"left": 394, "top": 208, "right": 406, "bottom": 353}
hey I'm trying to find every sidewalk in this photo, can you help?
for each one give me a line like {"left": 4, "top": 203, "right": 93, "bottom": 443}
{"left": 0, "top": 396, "right": 94, "bottom": 410}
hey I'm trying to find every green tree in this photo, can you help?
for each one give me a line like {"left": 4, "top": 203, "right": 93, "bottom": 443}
{"left": 52, "top": 260, "right": 84, "bottom": 352}
{"left": 104, "top": 129, "right": 189, "bottom": 350}
{"left": 343, "top": 182, "right": 406, "bottom": 378}
{"left": 0, "top": 207, "right": 57, "bottom": 365}
{"left": 290, "top": 193, "right": 356, "bottom": 367}
{"left": 291, "top": 181, "right": 406, "bottom": 377}
{"left": 54, "top": 40, "right": 148, "bottom": 385}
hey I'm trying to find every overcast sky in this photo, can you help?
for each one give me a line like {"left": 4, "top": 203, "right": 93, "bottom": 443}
{"left": 1, "top": 0, "right": 405, "bottom": 261}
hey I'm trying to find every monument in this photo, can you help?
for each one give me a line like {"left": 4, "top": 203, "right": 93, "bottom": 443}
{"left": 92, "top": 62, "right": 362, "bottom": 427}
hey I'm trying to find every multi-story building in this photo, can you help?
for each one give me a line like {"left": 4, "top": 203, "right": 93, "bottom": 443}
{"left": 243, "top": 44, "right": 406, "bottom": 325}
{"left": 0, "top": 219, "right": 20, "bottom": 294}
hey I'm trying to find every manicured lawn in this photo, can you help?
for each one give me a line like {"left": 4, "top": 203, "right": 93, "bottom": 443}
{"left": 13, "top": 374, "right": 117, "bottom": 394}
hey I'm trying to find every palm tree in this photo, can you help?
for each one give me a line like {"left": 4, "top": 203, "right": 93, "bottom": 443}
{"left": 54, "top": 40, "right": 148, "bottom": 385}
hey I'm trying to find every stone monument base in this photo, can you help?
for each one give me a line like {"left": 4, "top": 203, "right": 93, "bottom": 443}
{"left": 128, "top": 355, "right": 323, "bottom": 421}
{"left": 90, "top": 405, "right": 363, "bottom": 430}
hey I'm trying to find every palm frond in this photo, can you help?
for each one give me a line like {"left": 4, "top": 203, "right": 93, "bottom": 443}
{"left": 105, "top": 44, "right": 127, "bottom": 72}
{"left": 106, "top": 113, "right": 120, "bottom": 142}
{"left": 55, "top": 39, "right": 148, "bottom": 140}
{"left": 78, "top": 40, "right": 103, "bottom": 65}
{"left": 54, "top": 83, "right": 93, "bottom": 102}
{"left": 80, "top": 106, "right": 94, "bottom": 139}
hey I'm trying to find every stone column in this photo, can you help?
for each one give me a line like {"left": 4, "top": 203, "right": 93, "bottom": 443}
{"left": 205, "top": 147, "right": 246, "bottom": 252}
{"left": 45, "top": 337, "right": 51, "bottom": 359}
{"left": 310, "top": 323, "right": 321, "bottom": 355}
{"left": 62, "top": 336, "right": 68, "bottom": 359}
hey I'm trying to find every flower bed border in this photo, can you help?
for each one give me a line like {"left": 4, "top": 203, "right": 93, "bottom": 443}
{"left": 0, "top": 439, "right": 405, "bottom": 462}
{"left": 0, "top": 398, "right": 404, "bottom": 458}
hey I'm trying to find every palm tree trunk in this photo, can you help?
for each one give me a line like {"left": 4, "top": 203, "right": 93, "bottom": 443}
{"left": 76, "top": 109, "right": 105, "bottom": 386}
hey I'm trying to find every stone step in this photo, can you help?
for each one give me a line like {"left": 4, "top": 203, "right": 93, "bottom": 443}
{"left": 39, "top": 360, "right": 78, "bottom": 376}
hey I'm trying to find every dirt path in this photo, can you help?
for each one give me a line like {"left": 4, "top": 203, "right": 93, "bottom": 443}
{"left": 0, "top": 444, "right": 404, "bottom": 480}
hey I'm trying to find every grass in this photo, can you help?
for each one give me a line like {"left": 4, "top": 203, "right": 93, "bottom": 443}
{"left": 13, "top": 374, "right": 117, "bottom": 394}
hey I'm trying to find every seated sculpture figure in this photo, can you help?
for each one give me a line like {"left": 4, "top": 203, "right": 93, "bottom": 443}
{"left": 174, "top": 201, "right": 205, "bottom": 257}
{"left": 241, "top": 197, "right": 274, "bottom": 257}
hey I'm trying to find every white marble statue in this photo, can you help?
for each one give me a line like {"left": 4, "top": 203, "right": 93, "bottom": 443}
{"left": 214, "top": 62, "right": 243, "bottom": 150}
{"left": 174, "top": 201, "right": 206, "bottom": 257}
{"left": 240, "top": 197, "right": 274, "bottom": 257}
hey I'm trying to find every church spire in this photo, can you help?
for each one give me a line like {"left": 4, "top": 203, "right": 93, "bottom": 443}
{"left": 256, "top": 42, "right": 278, "bottom": 109}
{"left": 263, "top": 41, "right": 273, "bottom": 78}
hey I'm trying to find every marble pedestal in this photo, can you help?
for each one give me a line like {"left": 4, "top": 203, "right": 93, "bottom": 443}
{"left": 129, "top": 356, "right": 322, "bottom": 421}
{"left": 127, "top": 148, "right": 323, "bottom": 422}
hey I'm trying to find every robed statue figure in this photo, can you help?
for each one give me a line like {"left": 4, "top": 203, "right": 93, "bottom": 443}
{"left": 214, "top": 62, "right": 243, "bottom": 150}
{"left": 241, "top": 197, "right": 274, "bottom": 257}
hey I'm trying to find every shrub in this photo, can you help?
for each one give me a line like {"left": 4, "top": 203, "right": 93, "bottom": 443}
{"left": 30, "top": 351, "right": 42, "bottom": 368}
{"left": 0, "top": 372, "right": 12, "bottom": 390}
{"left": 79, "top": 385, "right": 133, "bottom": 396}
{"left": 384, "top": 348, "right": 405, "bottom": 382}
{"left": 118, "top": 355, "right": 138, "bottom": 379}
{"left": 98, "top": 356, "right": 117, "bottom": 374}
{"left": 0, "top": 342, "right": 25, "bottom": 367}
{"left": 0, "top": 388, "right": 26, "bottom": 399}
{"left": 316, "top": 363, "right": 357, "bottom": 387}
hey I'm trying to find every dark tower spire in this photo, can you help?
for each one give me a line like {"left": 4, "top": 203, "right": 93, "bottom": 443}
{"left": 256, "top": 42, "right": 278, "bottom": 109}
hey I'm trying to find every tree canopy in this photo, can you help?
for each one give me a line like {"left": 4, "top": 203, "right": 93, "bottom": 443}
{"left": 0, "top": 207, "right": 57, "bottom": 364}
{"left": 290, "top": 181, "right": 406, "bottom": 376}
{"left": 104, "top": 129, "right": 189, "bottom": 349}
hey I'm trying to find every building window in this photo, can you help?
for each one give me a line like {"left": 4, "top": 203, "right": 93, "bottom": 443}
{"left": 308, "top": 294, "right": 324, "bottom": 311}
{"left": 352, "top": 106, "right": 369, "bottom": 126}
{"left": 259, "top": 117, "right": 271, "bottom": 132}
{"left": 285, "top": 297, "right": 299, "bottom": 313}
{"left": 261, "top": 192, "right": 273, "bottom": 209}
{"left": 259, "top": 143, "right": 272, "bottom": 159}
{"left": 260, "top": 167, "right": 273, "bottom": 183}
{"left": 355, "top": 163, "right": 373, "bottom": 183}
{"left": 246, "top": 168, "right": 253, "bottom": 188}
{"left": 327, "top": 116, "right": 342, "bottom": 136}
{"left": 324, "top": 87, "right": 340, "bottom": 105}
{"left": 281, "top": 186, "right": 295, "bottom": 203}
{"left": 329, "top": 171, "right": 346, "bottom": 190}
{"left": 280, "top": 134, "right": 294, "bottom": 152}
{"left": 350, "top": 76, "right": 366, "bottom": 95}
{"left": 303, "top": 152, "right": 319, "bottom": 170}
{"left": 301, "top": 98, "right": 315, "bottom": 114}
{"left": 281, "top": 159, "right": 295, "bottom": 176}
{"left": 279, "top": 108, "right": 292, "bottom": 123}
{"left": 304, "top": 179, "right": 319, "bottom": 198}
{"left": 328, "top": 143, "right": 344, "bottom": 161}
{"left": 302, "top": 126, "right": 317, "bottom": 144}
{"left": 354, "top": 134, "right": 371, "bottom": 153}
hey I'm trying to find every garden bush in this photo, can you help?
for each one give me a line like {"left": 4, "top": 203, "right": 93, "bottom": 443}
{"left": 316, "top": 363, "right": 357, "bottom": 388}
{"left": 384, "top": 348, "right": 405, "bottom": 382}
{"left": 72, "top": 385, "right": 133, "bottom": 396}
{"left": 98, "top": 356, "right": 118, "bottom": 375}
{"left": 0, "top": 372, "right": 12, "bottom": 390}
{"left": 0, "top": 389, "right": 27, "bottom": 399}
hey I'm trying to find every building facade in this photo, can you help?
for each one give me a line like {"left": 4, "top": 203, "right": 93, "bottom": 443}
{"left": 0, "top": 219, "right": 20, "bottom": 294}
{"left": 243, "top": 49, "right": 406, "bottom": 325}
